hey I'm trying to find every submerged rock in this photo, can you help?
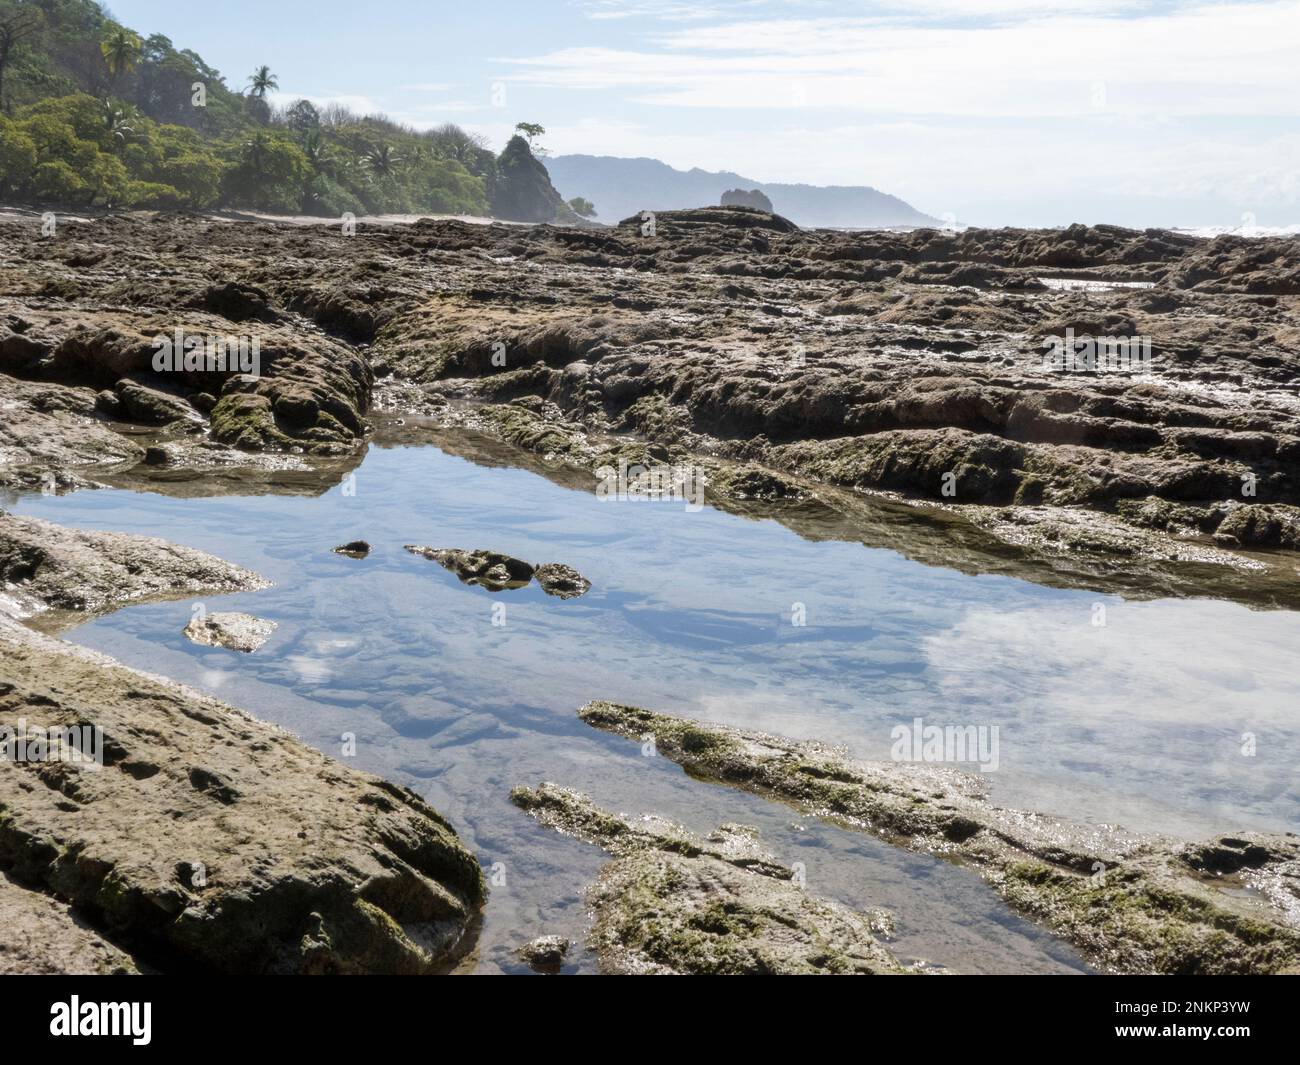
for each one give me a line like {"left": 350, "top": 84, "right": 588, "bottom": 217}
{"left": 516, "top": 934, "right": 570, "bottom": 973}
{"left": 575, "top": 701, "right": 1300, "bottom": 976}
{"left": 405, "top": 546, "right": 590, "bottom": 598}
{"left": 510, "top": 782, "right": 913, "bottom": 975}
{"left": 183, "top": 611, "right": 277, "bottom": 653}
{"left": 332, "top": 540, "right": 371, "bottom": 558}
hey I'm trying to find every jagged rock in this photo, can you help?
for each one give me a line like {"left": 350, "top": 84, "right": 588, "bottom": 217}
{"left": 721, "top": 188, "right": 774, "bottom": 212}
{"left": 405, "top": 546, "right": 534, "bottom": 590}
{"left": 4, "top": 210, "right": 1300, "bottom": 607}
{"left": 575, "top": 701, "right": 1300, "bottom": 976}
{"left": 516, "top": 934, "right": 569, "bottom": 973}
{"left": 511, "top": 783, "right": 913, "bottom": 975}
{"left": 491, "top": 136, "right": 574, "bottom": 224}
{"left": 182, "top": 611, "right": 277, "bottom": 653}
{"left": 405, "top": 546, "right": 590, "bottom": 598}
{"left": 533, "top": 562, "right": 591, "bottom": 599}
{"left": 114, "top": 379, "right": 202, "bottom": 425}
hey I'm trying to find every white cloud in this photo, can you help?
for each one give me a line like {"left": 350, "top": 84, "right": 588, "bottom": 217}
{"left": 507, "top": 2, "right": 1300, "bottom": 119}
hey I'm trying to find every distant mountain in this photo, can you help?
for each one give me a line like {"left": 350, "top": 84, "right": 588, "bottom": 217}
{"left": 544, "top": 155, "right": 939, "bottom": 229}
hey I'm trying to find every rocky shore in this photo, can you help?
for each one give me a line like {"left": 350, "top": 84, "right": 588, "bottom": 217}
{"left": 3, "top": 204, "right": 1299, "bottom": 974}
{"left": 0, "top": 515, "right": 484, "bottom": 974}
{"left": 561, "top": 701, "right": 1300, "bottom": 975}
{"left": 3, "top": 206, "right": 1297, "bottom": 605}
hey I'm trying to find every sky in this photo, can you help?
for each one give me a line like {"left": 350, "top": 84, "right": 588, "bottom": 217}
{"left": 108, "top": 0, "right": 1300, "bottom": 227}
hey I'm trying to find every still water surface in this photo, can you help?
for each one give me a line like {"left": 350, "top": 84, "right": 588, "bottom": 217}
{"left": 12, "top": 442, "right": 1300, "bottom": 973}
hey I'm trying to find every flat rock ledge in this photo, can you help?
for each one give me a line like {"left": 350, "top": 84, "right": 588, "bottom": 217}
{"left": 405, "top": 546, "right": 590, "bottom": 598}
{"left": 0, "top": 615, "right": 485, "bottom": 973}
{"left": 510, "top": 782, "right": 913, "bottom": 975}
{"left": 183, "top": 611, "right": 277, "bottom": 653}
{"left": 576, "top": 701, "right": 1300, "bottom": 976}
{"left": 0, "top": 511, "right": 269, "bottom": 620}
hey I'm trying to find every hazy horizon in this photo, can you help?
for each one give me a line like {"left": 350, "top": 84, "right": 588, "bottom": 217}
{"left": 108, "top": 0, "right": 1300, "bottom": 228}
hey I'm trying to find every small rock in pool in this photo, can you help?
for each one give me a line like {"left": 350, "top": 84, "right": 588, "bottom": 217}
{"left": 183, "top": 611, "right": 276, "bottom": 653}
{"left": 405, "top": 546, "right": 535, "bottom": 591}
{"left": 516, "top": 935, "right": 570, "bottom": 973}
{"left": 332, "top": 540, "right": 371, "bottom": 558}
{"left": 534, "top": 562, "right": 591, "bottom": 599}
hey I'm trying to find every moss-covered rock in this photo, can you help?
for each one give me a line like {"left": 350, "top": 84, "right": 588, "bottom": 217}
{"left": 576, "top": 701, "right": 1300, "bottom": 975}
{"left": 510, "top": 782, "right": 915, "bottom": 975}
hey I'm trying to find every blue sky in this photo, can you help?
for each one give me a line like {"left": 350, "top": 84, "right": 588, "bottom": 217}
{"left": 109, "top": 0, "right": 1300, "bottom": 227}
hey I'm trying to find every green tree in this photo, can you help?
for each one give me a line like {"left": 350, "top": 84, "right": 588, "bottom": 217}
{"left": 362, "top": 141, "right": 400, "bottom": 181}
{"left": 100, "top": 27, "right": 142, "bottom": 89}
{"left": 514, "top": 121, "right": 545, "bottom": 154}
{"left": 0, "top": 112, "right": 36, "bottom": 194}
{"left": 224, "top": 129, "right": 309, "bottom": 210}
{"left": 0, "top": 1, "right": 44, "bottom": 114}
{"left": 247, "top": 64, "right": 277, "bottom": 99}
{"left": 568, "top": 196, "right": 596, "bottom": 218}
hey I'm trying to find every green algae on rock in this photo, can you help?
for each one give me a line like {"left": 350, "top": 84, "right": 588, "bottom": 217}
{"left": 510, "top": 781, "right": 916, "bottom": 975}
{"left": 575, "top": 701, "right": 1300, "bottom": 975}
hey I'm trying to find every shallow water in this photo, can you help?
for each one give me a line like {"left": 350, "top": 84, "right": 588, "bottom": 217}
{"left": 10, "top": 441, "right": 1300, "bottom": 974}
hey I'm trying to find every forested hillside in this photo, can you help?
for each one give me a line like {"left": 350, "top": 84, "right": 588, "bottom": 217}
{"left": 0, "top": 0, "right": 567, "bottom": 218}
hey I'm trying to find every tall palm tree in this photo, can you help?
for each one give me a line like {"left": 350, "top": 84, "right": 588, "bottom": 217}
{"left": 247, "top": 65, "right": 278, "bottom": 100}
{"left": 100, "top": 27, "right": 141, "bottom": 89}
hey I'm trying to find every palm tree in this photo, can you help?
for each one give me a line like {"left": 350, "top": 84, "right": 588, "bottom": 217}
{"left": 101, "top": 103, "right": 135, "bottom": 152}
{"left": 247, "top": 65, "right": 278, "bottom": 100}
{"left": 100, "top": 27, "right": 141, "bottom": 89}
{"left": 362, "top": 143, "right": 401, "bottom": 181}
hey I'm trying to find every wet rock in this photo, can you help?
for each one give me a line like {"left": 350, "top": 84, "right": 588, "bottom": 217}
{"left": 533, "top": 562, "right": 591, "bottom": 599}
{"left": 114, "top": 379, "right": 202, "bottom": 425}
{"left": 93, "top": 388, "right": 122, "bottom": 417}
{"left": 575, "top": 701, "right": 1300, "bottom": 976}
{"left": 511, "top": 783, "right": 911, "bottom": 975}
{"left": 194, "top": 281, "right": 275, "bottom": 323}
{"left": 406, "top": 546, "right": 534, "bottom": 590}
{"left": 405, "top": 546, "right": 591, "bottom": 598}
{"left": 332, "top": 540, "right": 371, "bottom": 558}
{"left": 183, "top": 611, "right": 277, "bottom": 653}
{"left": 0, "top": 512, "right": 268, "bottom": 619}
{"left": 516, "top": 934, "right": 570, "bottom": 973}
{"left": 0, "top": 375, "right": 141, "bottom": 489}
